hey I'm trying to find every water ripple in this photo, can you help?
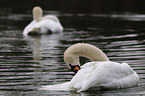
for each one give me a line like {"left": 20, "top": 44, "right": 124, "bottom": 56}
{"left": 0, "top": 11, "right": 145, "bottom": 95}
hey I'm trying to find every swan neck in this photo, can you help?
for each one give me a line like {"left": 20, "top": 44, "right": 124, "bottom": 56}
{"left": 33, "top": 6, "right": 43, "bottom": 22}
{"left": 64, "top": 43, "right": 109, "bottom": 68}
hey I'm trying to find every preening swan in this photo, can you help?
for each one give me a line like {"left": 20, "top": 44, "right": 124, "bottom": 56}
{"left": 23, "top": 6, "right": 63, "bottom": 36}
{"left": 40, "top": 43, "right": 139, "bottom": 92}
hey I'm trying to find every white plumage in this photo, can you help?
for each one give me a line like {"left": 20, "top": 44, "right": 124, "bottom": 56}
{"left": 39, "top": 43, "right": 139, "bottom": 92}
{"left": 23, "top": 6, "right": 63, "bottom": 36}
{"left": 40, "top": 61, "right": 139, "bottom": 92}
{"left": 70, "top": 61, "right": 139, "bottom": 92}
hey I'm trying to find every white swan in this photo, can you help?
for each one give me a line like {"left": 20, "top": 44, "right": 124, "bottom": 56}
{"left": 40, "top": 43, "right": 139, "bottom": 92}
{"left": 23, "top": 6, "right": 63, "bottom": 36}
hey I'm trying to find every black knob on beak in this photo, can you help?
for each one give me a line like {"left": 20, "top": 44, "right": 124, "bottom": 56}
{"left": 69, "top": 64, "right": 80, "bottom": 74}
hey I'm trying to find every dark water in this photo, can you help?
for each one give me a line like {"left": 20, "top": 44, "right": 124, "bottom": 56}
{"left": 0, "top": 8, "right": 145, "bottom": 96}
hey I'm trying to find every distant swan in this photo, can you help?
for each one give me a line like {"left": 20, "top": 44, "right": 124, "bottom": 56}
{"left": 40, "top": 43, "right": 139, "bottom": 92}
{"left": 23, "top": 6, "right": 63, "bottom": 36}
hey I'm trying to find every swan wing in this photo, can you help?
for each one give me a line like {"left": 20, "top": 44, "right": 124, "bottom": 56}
{"left": 23, "top": 15, "right": 63, "bottom": 36}
{"left": 39, "top": 82, "right": 77, "bottom": 91}
{"left": 23, "top": 20, "right": 36, "bottom": 36}
{"left": 35, "top": 19, "right": 63, "bottom": 33}
{"left": 42, "top": 15, "right": 60, "bottom": 22}
{"left": 23, "top": 19, "right": 63, "bottom": 35}
{"left": 70, "top": 61, "right": 139, "bottom": 92}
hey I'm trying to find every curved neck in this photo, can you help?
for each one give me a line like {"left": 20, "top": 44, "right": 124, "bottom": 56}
{"left": 33, "top": 6, "right": 43, "bottom": 22}
{"left": 64, "top": 43, "right": 109, "bottom": 68}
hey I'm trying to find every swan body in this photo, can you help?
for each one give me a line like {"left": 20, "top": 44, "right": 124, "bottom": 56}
{"left": 23, "top": 6, "right": 63, "bottom": 36}
{"left": 69, "top": 61, "right": 139, "bottom": 92}
{"left": 40, "top": 43, "right": 139, "bottom": 92}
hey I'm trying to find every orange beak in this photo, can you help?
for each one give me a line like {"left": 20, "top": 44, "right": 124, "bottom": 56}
{"left": 69, "top": 64, "right": 80, "bottom": 73}
{"left": 74, "top": 66, "right": 80, "bottom": 71}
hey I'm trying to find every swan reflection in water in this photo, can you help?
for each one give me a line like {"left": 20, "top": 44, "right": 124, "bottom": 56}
{"left": 23, "top": 33, "right": 64, "bottom": 83}
{"left": 24, "top": 33, "right": 63, "bottom": 61}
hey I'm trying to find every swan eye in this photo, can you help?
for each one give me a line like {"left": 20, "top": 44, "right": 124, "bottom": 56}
{"left": 69, "top": 64, "right": 80, "bottom": 74}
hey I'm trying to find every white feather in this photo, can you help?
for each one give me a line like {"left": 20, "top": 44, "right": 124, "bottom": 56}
{"left": 39, "top": 43, "right": 139, "bottom": 92}
{"left": 23, "top": 7, "right": 63, "bottom": 36}
{"left": 70, "top": 61, "right": 139, "bottom": 92}
{"left": 39, "top": 61, "right": 139, "bottom": 92}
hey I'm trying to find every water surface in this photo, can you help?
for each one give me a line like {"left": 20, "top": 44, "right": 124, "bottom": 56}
{"left": 0, "top": 9, "right": 145, "bottom": 96}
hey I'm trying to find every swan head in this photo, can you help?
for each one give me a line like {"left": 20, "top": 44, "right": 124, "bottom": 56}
{"left": 64, "top": 43, "right": 109, "bottom": 73}
{"left": 69, "top": 64, "right": 80, "bottom": 73}
{"left": 64, "top": 53, "right": 80, "bottom": 73}
{"left": 33, "top": 6, "right": 43, "bottom": 22}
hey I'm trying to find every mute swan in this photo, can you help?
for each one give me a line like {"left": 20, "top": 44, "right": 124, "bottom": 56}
{"left": 23, "top": 6, "right": 63, "bottom": 36}
{"left": 40, "top": 43, "right": 139, "bottom": 92}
